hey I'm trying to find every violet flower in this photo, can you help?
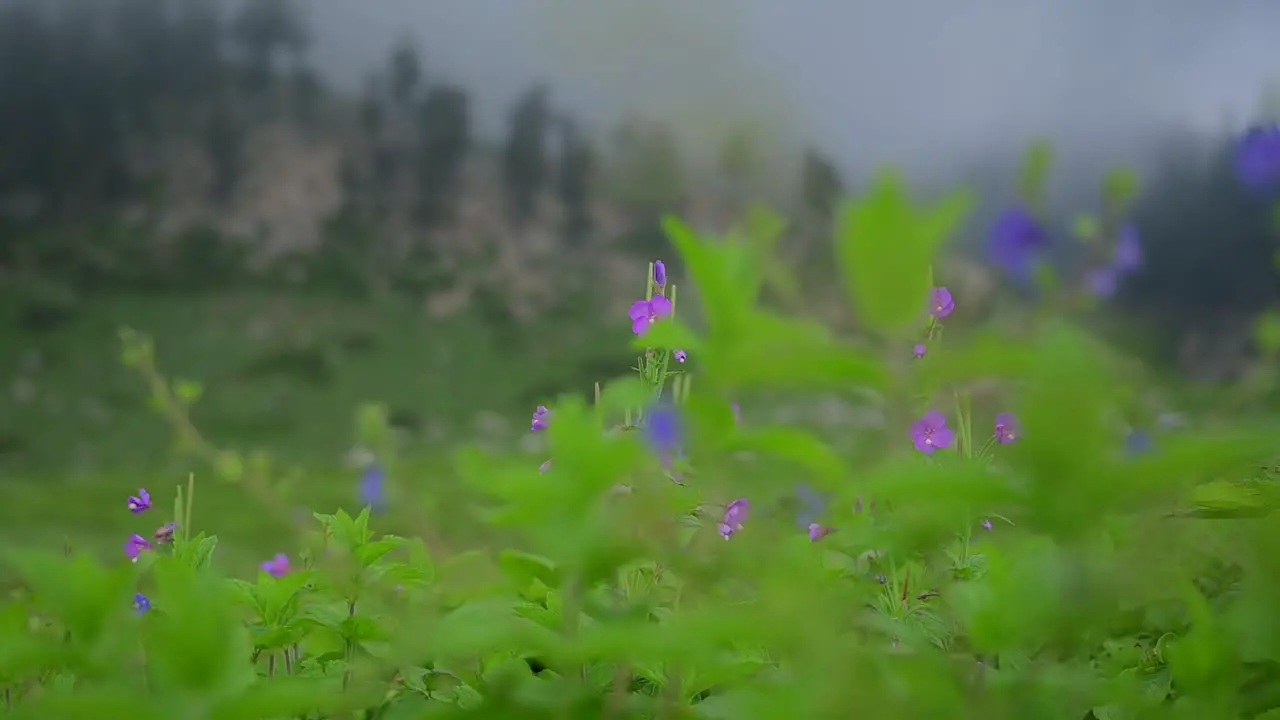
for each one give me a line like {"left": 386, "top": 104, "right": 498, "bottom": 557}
{"left": 913, "top": 343, "right": 927, "bottom": 359}
{"left": 929, "top": 287, "right": 955, "bottom": 319}
{"left": 628, "top": 295, "right": 674, "bottom": 337}
{"left": 674, "top": 349, "right": 687, "bottom": 363}
{"left": 1236, "top": 123, "right": 1280, "bottom": 192}
{"left": 127, "top": 488, "right": 151, "bottom": 514}
{"left": 359, "top": 464, "right": 387, "bottom": 514}
{"left": 125, "top": 534, "right": 152, "bottom": 562}
{"left": 994, "top": 413, "right": 1020, "bottom": 444}
{"left": 644, "top": 403, "right": 683, "bottom": 482}
{"left": 981, "top": 518, "right": 993, "bottom": 531}
{"left": 653, "top": 260, "right": 667, "bottom": 290}
{"left": 808, "top": 523, "right": 834, "bottom": 542}
{"left": 133, "top": 593, "right": 151, "bottom": 615}
{"left": 720, "top": 499, "right": 750, "bottom": 539}
{"left": 988, "top": 206, "right": 1048, "bottom": 279}
{"left": 909, "top": 411, "right": 954, "bottom": 455}
{"left": 1113, "top": 224, "right": 1142, "bottom": 273}
{"left": 531, "top": 405, "right": 551, "bottom": 433}
{"left": 261, "top": 553, "right": 291, "bottom": 578}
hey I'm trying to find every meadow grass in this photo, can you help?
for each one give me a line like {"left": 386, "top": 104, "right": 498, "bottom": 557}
{"left": 0, "top": 290, "right": 631, "bottom": 573}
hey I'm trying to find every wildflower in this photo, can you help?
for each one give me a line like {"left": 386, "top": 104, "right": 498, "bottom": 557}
{"left": 153, "top": 522, "right": 177, "bottom": 545}
{"left": 127, "top": 488, "right": 151, "bottom": 514}
{"left": 929, "top": 287, "right": 955, "bottom": 319}
{"left": 1125, "top": 430, "right": 1153, "bottom": 456}
{"left": 359, "top": 464, "right": 387, "bottom": 513}
{"left": 538, "top": 459, "right": 554, "bottom": 473}
{"left": 653, "top": 260, "right": 667, "bottom": 290}
{"left": 261, "top": 553, "right": 291, "bottom": 578}
{"left": 909, "top": 411, "right": 954, "bottom": 455}
{"left": 644, "top": 403, "right": 682, "bottom": 482}
{"left": 913, "top": 343, "right": 927, "bottom": 359}
{"left": 674, "top": 349, "right": 687, "bottom": 363}
{"left": 808, "top": 523, "right": 834, "bottom": 542}
{"left": 796, "top": 484, "right": 827, "bottom": 528}
{"left": 531, "top": 405, "right": 551, "bottom": 433}
{"left": 628, "top": 295, "right": 674, "bottom": 337}
{"left": 1113, "top": 224, "right": 1142, "bottom": 273}
{"left": 1235, "top": 123, "right": 1280, "bottom": 192}
{"left": 981, "top": 518, "right": 993, "bottom": 531}
{"left": 719, "top": 499, "right": 750, "bottom": 539}
{"left": 731, "top": 402, "right": 742, "bottom": 425}
{"left": 133, "top": 593, "right": 151, "bottom": 615}
{"left": 988, "top": 206, "right": 1048, "bottom": 279}
{"left": 1086, "top": 266, "right": 1120, "bottom": 299}
{"left": 993, "top": 413, "right": 1020, "bottom": 444}
{"left": 125, "top": 534, "right": 152, "bottom": 562}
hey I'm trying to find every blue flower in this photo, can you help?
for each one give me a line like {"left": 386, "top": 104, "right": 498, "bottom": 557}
{"left": 795, "top": 483, "right": 827, "bottom": 528}
{"left": 1235, "top": 124, "right": 1280, "bottom": 193}
{"left": 133, "top": 593, "right": 151, "bottom": 615}
{"left": 359, "top": 464, "right": 387, "bottom": 513}
{"left": 988, "top": 207, "right": 1049, "bottom": 280}
{"left": 1125, "top": 430, "right": 1153, "bottom": 456}
{"left": 643, "top": 403, "right": 684, "bottom": 483}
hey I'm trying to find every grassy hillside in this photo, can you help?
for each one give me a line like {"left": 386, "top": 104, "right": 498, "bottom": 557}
{"left": 0, "top": 291, "right": 637, "bottom": 573}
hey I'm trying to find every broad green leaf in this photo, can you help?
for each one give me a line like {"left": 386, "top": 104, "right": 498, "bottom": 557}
{"left": 715, "top": 311, "right": 886, "bottom": 390}
{"left": 147, "top": 559, "right": 253, "bottom": 697}
{"left": 835, "top": 173, "right": 971, "bottom": 335}
{"left": 498, "top": 550, "right": 561, "bottom": 590}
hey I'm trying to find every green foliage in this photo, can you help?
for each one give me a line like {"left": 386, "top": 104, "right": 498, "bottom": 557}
{"left": 6, "top": 180, "right": 1280, "bottom": 719}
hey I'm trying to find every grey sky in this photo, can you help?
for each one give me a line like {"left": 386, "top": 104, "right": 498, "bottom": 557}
{"left": 304, "top": 1, "right": 1280, "bottom": 178}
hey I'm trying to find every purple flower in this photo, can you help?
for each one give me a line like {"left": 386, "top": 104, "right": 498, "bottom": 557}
{"left": 653, "top": 260, "right": 667, "bottom": 290}
{"left": 731, "top": 402, "right": 742, "bottom": 425}
{"left": 674, "top": 349, "right": 687, "bottom": 363}
{"left": 261, "top": 553, "right": 291, "bottom": 578}
{"left": 929, "top": 287, "right": 955, "bottom": 319}
{"left": 153, "top": 522, "right": 177, "bottom": 545}
{"left": 125, "top": 534, "right": 152, "bottom": 562}
{"left": 988, "top": 207, "right": 1048, "bottom": 279}
{"left": 1086, "top": 266, "right": 1120, "bottom": 299}
{"left": 531, "top": 405, "right": 551, "bottom": 433}
{"left": 913, "top": 343, "right": 927, "bottom": 359}
{"left": 994, "top": 413, "right": 1020, "bottom": 444}
{"left": 909, "top": 411, "right": 954, "bottom": 455}
{"left": 127, "top": 488, "right": 151, "bottom": 514}
{"left": 808, "top": 523, "right": 834, "bottom": 542}
{"left": 538, "top": 459, "right": 554, "bottom": 473}
{"left": 719, "top": 499, "right": 750, "bottom": 539}
{"left": 1113, "top": 224, "right": 1142, "bottom": 273}
{"left": 644, "top": 404, "right": 682, "bottom": 480}
{"left": 629, "top": 295, "right": 674, "bottom": 337}
{"left": 981, "top": 518, "right": 993, "bottom": 531}
{"left": 359, "top": 464, "right": 386, "bottom": 513}
{"left": 133, "top": 593, "right": 151, "bottom": 615}
{"left": 1235, "top": 123, "right": 1280, "bottom": 192}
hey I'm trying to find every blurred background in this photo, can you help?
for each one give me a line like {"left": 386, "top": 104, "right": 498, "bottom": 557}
{"left": 2, "top": 0, "right": 1280, "bottom": 568}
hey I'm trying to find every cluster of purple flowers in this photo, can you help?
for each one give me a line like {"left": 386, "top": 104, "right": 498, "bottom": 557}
{"left": 123, "top": 488, "right": 169, "bottom": 614}
{"left": 1236, "top": 123, "right": 1280, "bottom": 194}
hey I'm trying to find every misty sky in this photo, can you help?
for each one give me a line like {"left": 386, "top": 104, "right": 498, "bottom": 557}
{"left": 304, "top": 1, "right": 1280, "bottom": 177}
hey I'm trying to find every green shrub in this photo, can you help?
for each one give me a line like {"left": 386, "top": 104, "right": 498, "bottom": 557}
{"left": 3, "top": 173, "right": 1280, "bottom": 720}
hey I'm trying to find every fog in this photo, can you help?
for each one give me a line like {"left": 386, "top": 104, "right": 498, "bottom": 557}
{"left": 304, "top": 0, "right": 1280, "bottom": 179}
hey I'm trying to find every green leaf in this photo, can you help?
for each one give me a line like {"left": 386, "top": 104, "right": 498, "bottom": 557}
{"left": 631, "top": 319, "right": 702, "bottom": 355}
{"left": 597, "top": 376, "right": 658, "bottom": 418}
{"left": 715, "top": 311, "right": 886, "bottom": 390}
{"left": 210, "top": 677, "right": 346, "bottom": 720}
{"left": 173, "top": 532, "right": 219, "bottom": 570}
{"left": 1017, "top": 140, "right": 1054, "bottom": 206}
{"left": 356, "top": 535, "right": 409, "bottom": 568}
{"left": 835, "top": 173, "right": 972, "bottom": 336}
{"left": 498, "top": 550, "right": 561, "bottom": 591}
{"left": 146, "top": 558, "right": 253, "bottom": 696}
{"left": 256, "top": 570, "right": 315, "bottom": 627}
{"left": 1103, "top": 166, "right": 1140, "bottom": 211}
{"left": 2, "top": 550, "right": 135, "bottom": 647}
{"left": 662, "top": 215, "right": 752, "bottom": 338}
